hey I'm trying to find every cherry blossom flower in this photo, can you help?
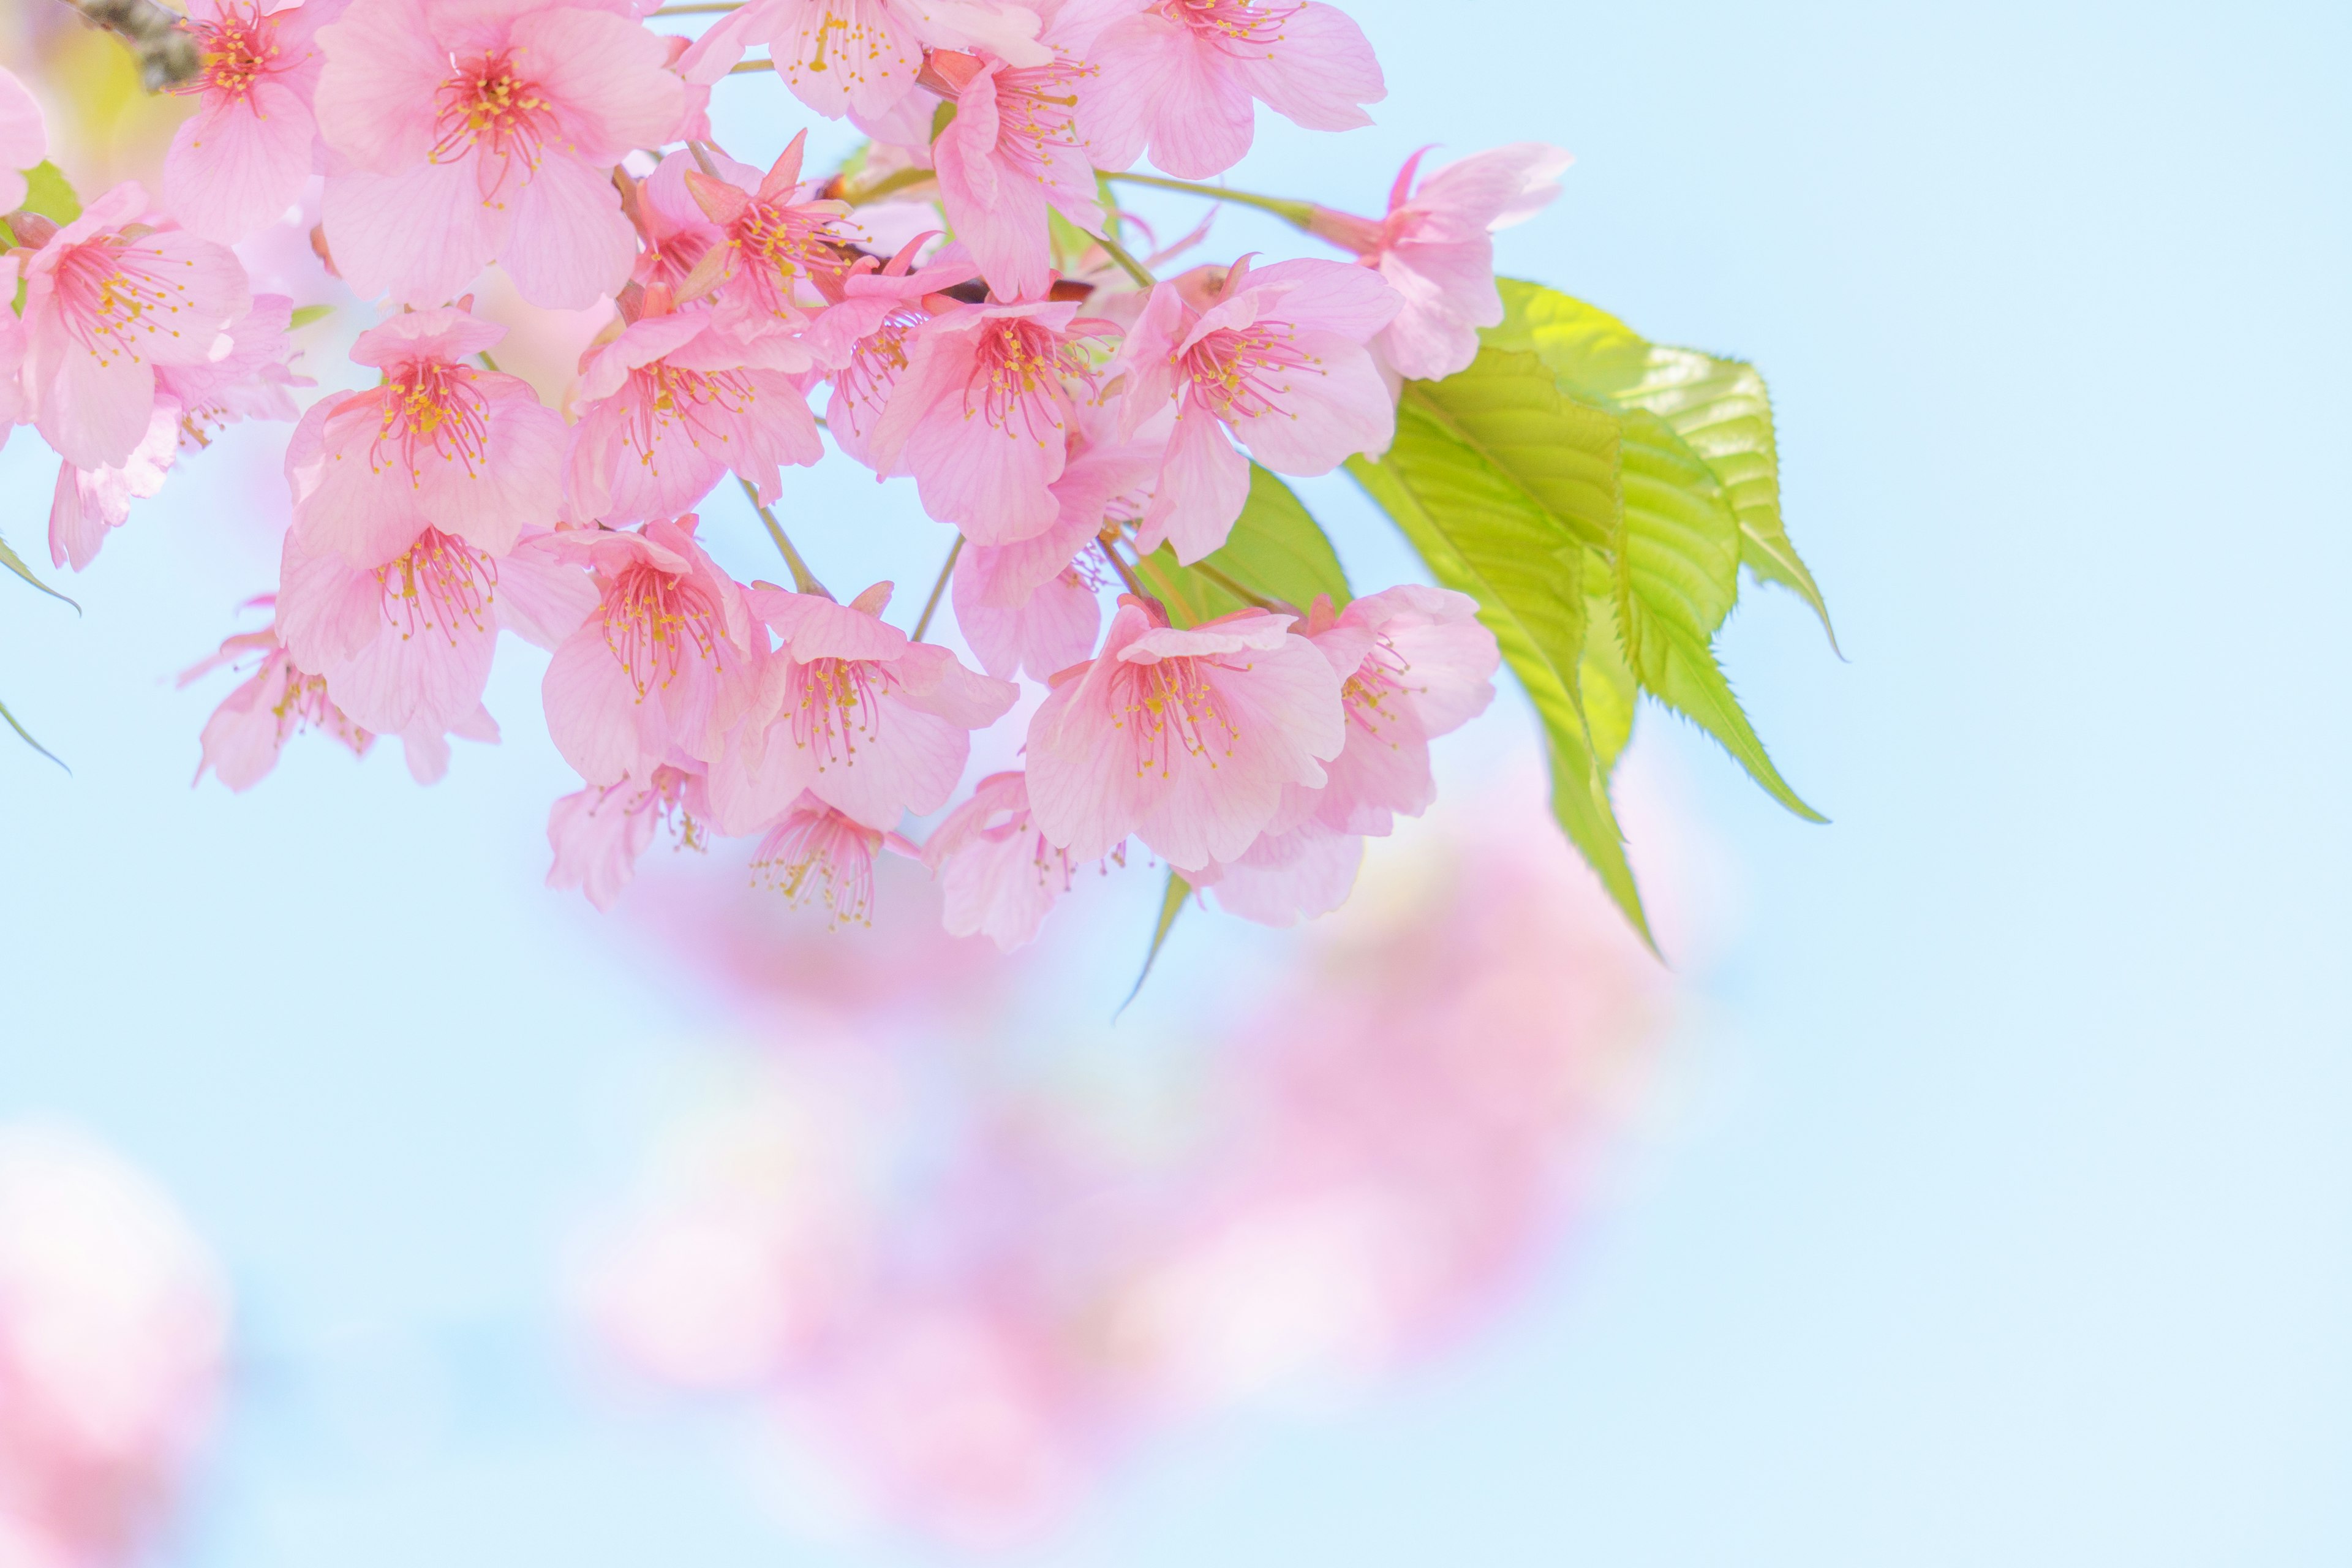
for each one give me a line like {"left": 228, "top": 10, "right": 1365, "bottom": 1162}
{"left": 864, "top": 296, "right": 1112, "bottom": 543}
{"left": 711, "top": 582, "right": 1018, "bottom": 835}
{"left": 1305, "top": 143, "right": 1572, "bottom": 380}
{"left": 284, "top": 306, "right": 566, "bottom": 568}
{"left": 673, "top": 132, "right": 857, "bottom": 325}
{"left": 678, "top": 0, "right": 1047, "bottom": 124}
{"left": 802, "top": 241, "right": 978, "bottom": 467}
{"left": 1108, "top": 255, "right": 1398, "bottom": 562}
{"left": 1082, "top": 0, "right": 1385, "bottom": 181}
{"left": 749, "top": 790, "right": 920, "bottom": 927}
{"left": 542, "top": 515, "right": 765, "bottom": 787}
{"left": 924, "top": 47, "right": 1105, "bottom": 303}
{"left": 1024, "top": 596, "right": 1344, "bottom": 870}
{"left": 180, "top": 621, "right": 372, "bottom": 791}
{"left": 1193, "top": 818, "right": 1361, "bottom": 925}
{"left": 314, "top": 0, "right": 687, "bottom": 308}
{"left": 0, "top": 1125, "right": 230, "bottom": 1568}
{"left": 548, "top": 763, "right": 709, "bottom": 911}
{"left": 162, "top": 0, "right": 344, "bottom": 246}
{"left": 17, "top": 184, "right": 251, "bottom": 472}
{"left": 920, "top": 769, "right": 1083, "bottom": 951}
{"left": 48, "top": 404, "right": 178, "bottom": 573}
{"left": 565, "top": 306, "right": 824, "bottom": 527}
{"left": 0, "top": 66, "right": 48, "bottom": 212}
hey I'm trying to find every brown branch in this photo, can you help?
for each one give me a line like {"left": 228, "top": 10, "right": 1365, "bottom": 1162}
{"left": 56, "top": 0, "right": 200, "bottom": 91}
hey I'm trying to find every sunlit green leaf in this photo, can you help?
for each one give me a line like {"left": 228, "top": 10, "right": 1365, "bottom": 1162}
{"left": 0, "top": 533, "right": 78, "bottom": 612}
{"left": 287, "top": 303, "right": 334, "bottom": 330}
{"left": 18, "top": 161, "right": 80, "bottom": 224}
{"left": 1119, "top": 870, "right": 1190, "bottom": 1014}
{"left": 1137, "top": 464, "right": 1351, "bottom": 628}
{"left": 0, "top": 696, "right": 66, "bottom": 772}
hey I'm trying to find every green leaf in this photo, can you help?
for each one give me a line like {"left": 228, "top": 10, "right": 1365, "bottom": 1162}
{"left": 1398, "top": 347, "right": 1621, "bottom": 550}
{"left": 287, "top": 303, "right": 334, "bottom": 330}
{"left": 18, "top": 161, "right": 80, "bottom": 225}
{"left": 1492, "top": 278, "right": 1837, "bottom": 647}
{"left": 0, "top": 696, "right": 66, "bottom": 772}
{"left": 1347, "top": 439, "right": 1654, "bottom": 947}
{"left": 0, "top": 533, "right": 78, "bottom": 613}
{"left": 1136, "top": 464, "right": 1352, "bottom": 628}
{"left": 1119, "top": 870, "right": 1191, "bottom": 1014}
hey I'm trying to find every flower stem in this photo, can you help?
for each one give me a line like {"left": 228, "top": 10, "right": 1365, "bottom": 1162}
{"left": 1097, "top": 537, "right": 1150, "bottom": 601}
{"left": 1104, "top": 172, "right": 1317, "bottom": 230}
{"left": 727, "top": 57, "right": 772, "bottom": 74}
{"left": 654, "top": 1, "right": 739, "bottom": 11}
{"left": 1189, "top": 560, "right": 1279, "bottom": 610}
{"left": 738, "top": 477, "right": 824, "bottom": 597}
{"left": 911, "top": 536, "right": 962, "bottom": 641}
{"left": 1089, "top": 230, "right": 1156, "bottom": 288}
{"left": 686, "top": 139, "right": 722, "bottom": 178}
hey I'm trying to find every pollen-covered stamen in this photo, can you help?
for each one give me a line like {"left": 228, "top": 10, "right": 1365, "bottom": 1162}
{"left": 991, "top": 58, "right": 1095, "bottom": 182}
{"left": 1165, "top": 0, "right": 1305, "bottom": 56}
{"left": 964, "top": 317, "right": 1095, "bottom": 443}
{"left": 603, "top": 562, "right": 726, "bottom": 698}
{"left": 751, "top": 805, "right": 880, "bottom": 927}
{"left": 788, "top": 657, "right": 890, "bottom": 770}
{"left": 49, "top": 239, "right": 202, "bottom": 368}
{"left": 835, "top": 309, "right": 922, "bottom": 437}
{"left": 731, "top": 198, "right": 850, "bottom": 308}
{"left": 270, "top": 654, "right": 370, "bottom": 750}
{"left": 1113, "top": 654, "right": 1243, "bottom": 778}
{"left": 613, "top": 766, "right": 707, "bottom": 853}
{"left": 371, "top": 360, "right": 493, "bottom": 484}
{"left": 1180, "top": 322, "right": 1324, "bottom": 423}
{"left": 1341, "top": 635, "right": 1423, "bottom": 742}
{"left": 181, "top": 4, "right": 283, "bottom": 102}
{"left": 375, "top": 528, "right": 498, "bottom": 644}
{"left": 430, "top": 49, "right": 557, "bottom": 195}
{"left": 623, "top": 361, "right": 758, "bottom": 474}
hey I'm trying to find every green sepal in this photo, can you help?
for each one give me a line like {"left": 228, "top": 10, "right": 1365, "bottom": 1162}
{"left": 1119, "top": 870, "right": 1191, "bottom": 1015}
{"left": 18, "top": 162, "right": 80, "bottom": 225}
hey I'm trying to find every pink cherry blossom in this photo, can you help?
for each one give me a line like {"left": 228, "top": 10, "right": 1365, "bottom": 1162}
{"left": 548, "top": 763, "right": 709, "bottom": 911}
{"left": 1305, "top": 143, "right": 1572, "bottom": 380}
{"left": 162, "top": 0, "right": 344, "bottom": 246}
{"left": 0, "top": 66, "right": 48, "bottom": 213}
{"left": 1194, "top": 817, "right": 1360, "bottom": 924}
{"left": 672, "top": 132, "right": 857, "bottom": 324}
{"left": 284, "top": 306, "right": 566, "bottom": 567}
{"left": 1082, "top": 0, "right": 1385, "bottom": 181}
{"left": 1024, "top": 596, "right": 1343, "bottom": 870}
{"left": 864, "top": 296, "right": 1112, "bottom": 543}
{"left": 678, "top": 0, "right": 1047, "bottom": 124}
{"left": 1108, "top": 255, "right": 1398, "bottom": 562}
{"left": 921, "top": 769, "right": 1085, "bottom": 951}
{"left": 801, "top": 242, "right": 978, "bottom": 467}
{"left": 179, "top": 619, "right": 372, "bottom": 791}
{"left": 565, "top": 306, "right": 823, "bottom": 526}
{"left": 711, "top": 582, "right": 1017, "bottom": 834}
{"left": 17, "top": 184, "right": 251, "bottom": 472}
{"left": 542, "top": 515, "right": 764, "bottom": 786}
{"left": 314, "top": 0, "right": 687, "bottom": 308}
{"left": 48, "top": 405, "right": 178, "bottom": 573}
{"left": 0, "top": 1125, "right": 230, "bottom": 1568}
{"left": 924, "top": 47, "right": 1105, "bottom": 303}
{"left": 749, "top": 790, "right": 920, "bottom": 927}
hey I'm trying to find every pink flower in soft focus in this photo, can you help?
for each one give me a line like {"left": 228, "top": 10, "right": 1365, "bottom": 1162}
{"left": 1286, "top": 584, "right": 1498, "bottom": 836}
{"left": 47, "top": 406, "right": 178, "bottom": 573}
{"left": 920, "top": 770, "right": 1083, "bottom": 951}
{"left": 1193, "top": 818, "right": 1362, "bottom": 925}
{"left": 542, "top": 515, "right": 764, "bottom": 786}
{"left": 711, "top": 582, "right": 1018, "bottom": 835}
{"left": 925, "top": 47, "right": 1104, "bottom": 303}
{"left": 864, "top": 296, "right": 1112, "bottom": 543}
{"left": 273, "top": 522, "right": 590, "bottom": 744}
{"left": 1082, "top": 0, "right": 1384, "bottom": 181}
{"left": 548, "top": 763, "right": 709, "bottom": 911}
{"left": 179, "top": 619, "right": 372, "bottom": 791}
{"left": 285, "top": 306, "right": 566, "bottom": 568}
{"left": 162, "top": 0, "right": 344, "bottom": 245}
{"left": 0, "top": 1125, "right": 230, "bottom": 1568}
{"left": 678, "top": 0, "right": 1046, "bottom": 124}
{"left": 1108, "top": 256, "right": 1398, "bottom": 562}
{"left": 157, "top": 293, "right": 311, "bottom": 443}
{"left": 1305, "top": 143, "right": 1572, "bottom": 380}
{"left": 749, "top": 791, "right": 920, "bottom": 928}
{"left": 673, "top": 132, "right": 855, "bottom": 325}
{"left": 1025, "top": 595, "right": 1343, "bottom": 870}
{"left": 314, "top": 0, "right": 687, "bottom": 308}
{"left": 802, "top": 242, "right": 977, "bottom": 467}
{"left": 0, "top": 67, "right": 49, "bottom": 212}
{"left": 18, "top": 184, "right": 251, "bottom": 472}
{"left": 565, "top": 306, "right": 823, "bottom": 526}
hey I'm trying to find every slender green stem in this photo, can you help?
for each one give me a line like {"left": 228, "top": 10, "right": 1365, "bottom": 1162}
{"left": 1097, "top": 536, "right": 1150, "bottom": 600}
{"left": 911, "top": 537, "right": 963, "bottom": 641}
{"left": 1090, "top": 230, "right": 1156, "bottom": 288}
{"left": 1104, "top": 172, "right": 1317, "bottom": 229}
{"left": 727, "top": 57, "right": 772, "bottom": 74}
{"left": 685, "top": 138, "right": 722, "bottom": 178}
{"left": 739, "top": 477, "right": 824, "bottom": 597}
{"left": 1190, "top": 559, "right": 1278, "bottom": 610}
{"left": 654, "top": 2, "right": 740, "bottom": 13}
{"left": 845, "top": 165, "right": 937, "bottom": 205}
{"left": 477, "top": 349, "right": 503, "bottom": 374}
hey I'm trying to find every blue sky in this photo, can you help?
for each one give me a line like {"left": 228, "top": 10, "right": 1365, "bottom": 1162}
{"left": 2, "top": 1, "right": 2348, "bottom": 1563}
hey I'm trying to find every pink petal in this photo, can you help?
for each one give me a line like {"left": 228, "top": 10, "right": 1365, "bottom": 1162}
{"left": 323, "top": 157, "right": 508, "bottom": 306}
{"left": 1234, "top": 1, "right": 1383, "bottom": 132}
{"left": 502, "top": 151, "right": 642, "bottom": 310}
{"left": 164, "top": 81, "right": 316, "bottom": 245}
{"left": 1137, "top": 402, "right": 1248, "bottom": 563}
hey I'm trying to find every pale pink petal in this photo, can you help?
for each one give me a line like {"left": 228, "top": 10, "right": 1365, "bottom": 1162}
{"left": 503, "top": 151, "right": 642, "bottom": 309}
{"left": 1225, "top": 330, "right": 1393, "bottom": 473}
{"left": 544, "top": 620, "right": 659, "bottom": 785}
{"left": 0, "top": 65, "right": 47, "bottom": 176}
{"left": 323, "top": 157, "right": 507, "bottom": 306}
{"left": 494, "top": 530, "right": 601, "bottom": 648}
{"left": 1233, "top": 0, "right": 1382, "bottom": 132}
{"left": 313, "top": 0, "right": 448, "bottom": 171}
{"left": 1202, "top": 822, "right": 1362, "bottom": 925}
{"left": 1137, "top": 402, "right": 1248, "bottom": 563}
{"left": 547, "top": 780, "right": 662, "bottom": 910}
{"left": 163, "top": 81, "right": 316, "bottom": 245}
{"left": 510, "top": 5, "right": 687, "bottom": 157}
{"left": 1131, "top": 27, "right": 1256, "bottom": 181}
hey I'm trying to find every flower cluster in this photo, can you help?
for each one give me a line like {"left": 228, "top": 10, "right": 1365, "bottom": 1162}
{"left": 2, "top": 0, "right": 1573, "bottom": 946}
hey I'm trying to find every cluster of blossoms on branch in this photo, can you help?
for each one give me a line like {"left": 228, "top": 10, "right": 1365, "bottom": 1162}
{"left": 0, "top": 0, "right": 1574, "bottom": 944}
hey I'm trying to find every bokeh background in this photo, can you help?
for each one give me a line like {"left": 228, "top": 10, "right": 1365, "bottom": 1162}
{"left": 4, "top": 0, "right": 2350, "bottom": 1563}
